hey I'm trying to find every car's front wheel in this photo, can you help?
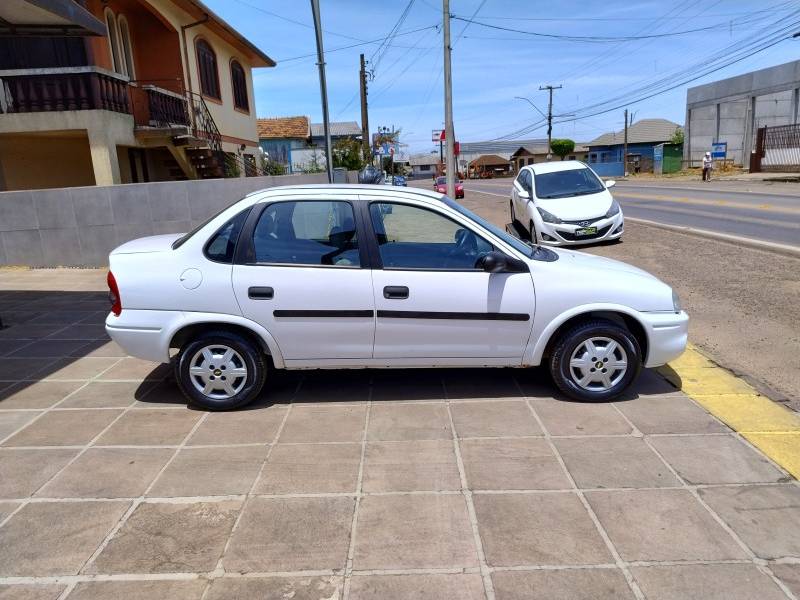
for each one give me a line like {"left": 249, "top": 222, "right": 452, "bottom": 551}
{"left": 176, "top": 330, "right": 266, "bottom": 410}
{"left": 549, "top": 320, "right": 641, "bottom": 402}
{"left": 509, "top": 200, "right": 515, "bottom": 223}
{"left": 529, "top": 220, "right": 538, "bottom": 243}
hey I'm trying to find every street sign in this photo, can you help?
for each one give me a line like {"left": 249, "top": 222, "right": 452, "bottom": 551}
{"left": 711, "top": 141, "right": 727, "bottom": 159}
{"left": 432, "top": 129, "right": 443, "bottom": 142}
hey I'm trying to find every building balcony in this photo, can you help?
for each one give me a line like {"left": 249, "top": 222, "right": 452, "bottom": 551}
{"left": 0, "top": 66, "right": 131, "bottom": 115}
{"left": 0, "top": 67, "right": 191, "bottom": 131}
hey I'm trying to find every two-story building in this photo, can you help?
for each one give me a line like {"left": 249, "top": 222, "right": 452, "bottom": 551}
{"left": 0, "top": 0, "right": 274, "bottom": 191}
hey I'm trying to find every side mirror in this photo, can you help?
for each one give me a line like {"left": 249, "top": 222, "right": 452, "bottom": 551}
{"left": 605, "top": 179, "right": 616, "bottom": 188}
{"left": 477, "top": 251, "right": 529, "bottom": 273}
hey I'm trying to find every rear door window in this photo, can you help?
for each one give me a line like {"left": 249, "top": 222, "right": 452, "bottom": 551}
{"left": 251, "top": 200, "right": 361, "bottom": 267}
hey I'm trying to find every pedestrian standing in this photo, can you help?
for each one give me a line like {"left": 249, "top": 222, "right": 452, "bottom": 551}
{"left": 702, "top": 152, "right": 713, "bottom": 182}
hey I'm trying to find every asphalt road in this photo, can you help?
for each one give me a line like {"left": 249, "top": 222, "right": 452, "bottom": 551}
{"left": 456, "top": 177, "right": 800, "bottom": 247}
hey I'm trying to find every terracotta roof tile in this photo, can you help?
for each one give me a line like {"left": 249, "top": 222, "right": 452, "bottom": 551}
{"left": 257, "top": 116, "right": 310, "bottom": 139}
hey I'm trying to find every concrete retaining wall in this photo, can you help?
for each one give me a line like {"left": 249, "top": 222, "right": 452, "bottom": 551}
{"left": 0, "top": 172, "right": 356, "bottom": 267}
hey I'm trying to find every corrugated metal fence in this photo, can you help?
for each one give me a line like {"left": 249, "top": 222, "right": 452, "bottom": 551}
{"left": 750, "top": 124, "right": 800, "bottom": 172}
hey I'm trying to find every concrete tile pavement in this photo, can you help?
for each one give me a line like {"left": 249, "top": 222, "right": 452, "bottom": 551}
{"left": 0, "top": 269, "right": 797, "bottom": 599}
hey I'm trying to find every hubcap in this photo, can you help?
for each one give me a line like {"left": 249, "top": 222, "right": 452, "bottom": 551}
{"left": 189, "top": 344, "right": 247, "bottom": 399}
{"left": 569, "top": 337, "right": 628, "bottom": 391}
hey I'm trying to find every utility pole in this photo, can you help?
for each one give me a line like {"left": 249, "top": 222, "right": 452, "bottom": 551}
{"left": 623, "top": 108, "right": 629, "bottom": 177}
{"left": 310, "top": 0, "right": 333, "bottom": 183}
{"left": 443, "top": 0, "right": 456, "bottom": 198}
{"left": 359, "top": 53, "right": 370, "bottom": 164}
{"left": 539, "top": 84, "right": 562, "bottom": 161}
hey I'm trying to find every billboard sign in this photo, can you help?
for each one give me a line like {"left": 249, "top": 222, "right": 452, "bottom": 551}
{"left": 432, "top": 129, "right": 443, "bottom": 142}
{"left": 711, "top": 141, "right": 727, "bottom": 159}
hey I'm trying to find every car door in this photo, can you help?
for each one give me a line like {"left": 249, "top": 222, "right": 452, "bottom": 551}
{"left": 365, "top": 199, "right": 535, "bottom": 361}
{"left": 232, "top": 197, "right": 375, "bottom": 361}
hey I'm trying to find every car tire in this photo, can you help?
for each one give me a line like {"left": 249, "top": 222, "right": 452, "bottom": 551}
{"left": 549, "top": 319, "right": 641, "bottom": 402}
{"left": 529, "top": 220, "right": 538, "bottom": 243}
{"left": 175, "top": 330, "right": 266, "bottom": 411}
{"left": 510, "top": 200, "right": 516, "bottom": 223}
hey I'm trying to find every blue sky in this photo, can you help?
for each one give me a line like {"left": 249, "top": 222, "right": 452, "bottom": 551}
{"left": 205, "top": 0, "right": 800, "bottom": 152}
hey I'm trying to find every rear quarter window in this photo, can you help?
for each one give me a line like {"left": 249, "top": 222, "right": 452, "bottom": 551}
{"left": 204, "top": 208, "right": 251, "bottom": 263}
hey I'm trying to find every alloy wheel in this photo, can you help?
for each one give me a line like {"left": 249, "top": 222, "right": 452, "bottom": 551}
{"left": 189, "top": 344, "right": 248, "bottom": 399}
{"left": 568, "top": 336, "right": 628, "bottom": 391}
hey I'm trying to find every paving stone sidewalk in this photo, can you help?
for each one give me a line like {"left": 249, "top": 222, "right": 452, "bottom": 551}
{"left": 0, "top": 269, "right": 798, "bottom": 600}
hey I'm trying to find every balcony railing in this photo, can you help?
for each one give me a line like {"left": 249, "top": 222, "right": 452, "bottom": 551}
{"left": 0, "top": 67, "right": 130, "bottom": 115}
{"left": 129, "top": 80, "right": 190, "bottom": 128}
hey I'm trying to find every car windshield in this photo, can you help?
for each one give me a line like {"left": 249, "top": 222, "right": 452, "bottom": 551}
{"left": 436, "top": 177, "right": 462, "bottom": 184}
{"left": 441, "top": 197, "right": 535, "bottom": 258}
{"left": 534, "top": 167, "right": 605, "bottom": 199}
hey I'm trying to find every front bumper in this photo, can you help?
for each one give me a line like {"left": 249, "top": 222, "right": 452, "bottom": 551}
{"left": 640, "top": 310, "right": 689, "bottom": 367}
{"left": 539, "top": 213, "right": 624, "bottom": 246}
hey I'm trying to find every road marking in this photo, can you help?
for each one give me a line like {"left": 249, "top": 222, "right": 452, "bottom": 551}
{"left": 614, "top": 191, "right": 800, "bottom": 215}
{"left": 624, "top": 217, "right": 800, "bottom": 257}
{"left": 623, "top": 200, "right": 800, "bottom": 229}
{"left": 659, "top": 344, "right": 800, "bottom": 479}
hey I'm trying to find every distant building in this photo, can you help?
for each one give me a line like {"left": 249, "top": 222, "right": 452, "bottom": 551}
{"left": 510, "top": 143, "right": 589, "bottom": 171}
{"left": 257, "top": 117, "right": 362, "bottom": 173}
{"left": 685, "top": 59, "right": 800, "bottom": 167}
{"left": 456, "top": 138, "right": 548, "bottom": 168}
{"left": 0, "top": 0, "right": 275, "bottom": 190}
{"left": 468, "top": 154, "right": 512, "bottom": 178}
{"left": 409, "top": 153, "right": 440, "bottom": 178}
{"left": 587, "top": 118, "right": 682, "bottom": 176}
{"left": 257, "top": 115, "right": 311, "bottom": 173}
{"left": 310, "top": 121, "right": 361, "bottom": 146}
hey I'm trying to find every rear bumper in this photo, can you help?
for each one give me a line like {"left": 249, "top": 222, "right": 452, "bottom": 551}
{"left": 106, "top": 310, "right": 179, "bottom": 363}
{"left": 640, "top": 310, "right": 689, "bottom": 367}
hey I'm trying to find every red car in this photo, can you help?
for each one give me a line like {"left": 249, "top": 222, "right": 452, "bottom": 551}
{"left": 433, "top": 176, "right": 464, "bottom": 198}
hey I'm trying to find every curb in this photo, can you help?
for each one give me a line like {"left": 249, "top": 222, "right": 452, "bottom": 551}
{"left": 658, "top": 343, "right": 800, "bottom": 479}
{"left": 625, "top": 217, "right": 800, "bottom": 258}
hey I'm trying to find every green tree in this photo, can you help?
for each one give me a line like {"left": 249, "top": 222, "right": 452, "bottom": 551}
{"left": 550, "top": 138, "right": 576, "bottom": 161}
{"left": 671, "top": 128, "right": 685, "bottom": 145}
{"left": 332, "top": 138, "right": 366, "bottom": 171}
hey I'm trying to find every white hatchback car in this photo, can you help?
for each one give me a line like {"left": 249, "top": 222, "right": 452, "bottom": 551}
{"left": 106, "top": 184, "right": 687, "bottom": 411}
{"left": 511, "top": 161, "right": 624, "bottom": 246}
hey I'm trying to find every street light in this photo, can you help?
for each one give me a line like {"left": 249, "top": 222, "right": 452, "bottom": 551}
{"left": 514, "top": 96, "right": 548, "bottom": 120}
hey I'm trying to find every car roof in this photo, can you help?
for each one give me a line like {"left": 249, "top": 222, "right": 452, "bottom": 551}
{"left": 245, "top": 183, "right": 445, "bottom": 202}
{"left": 527, "top": 160, "right": 588, "bottom": 175}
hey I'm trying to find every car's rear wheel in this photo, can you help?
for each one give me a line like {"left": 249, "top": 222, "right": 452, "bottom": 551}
{"left": 549, "top": 319, "right": 641, "bottom": 402}
{"left": 176, "top": 330, "right": 266, "bottom": 411}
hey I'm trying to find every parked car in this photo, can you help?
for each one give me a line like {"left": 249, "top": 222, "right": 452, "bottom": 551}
{"left": 106, "top": 184, "right": 687, "bottom": 411}
{"left": 393, "top": 175, "right": 407, "bottom": 186}
{"left": 511, "top": 161, "right": 623, "bottom": 246}
{"left": 434, "top": 176, "right": 464, "bottom": 198}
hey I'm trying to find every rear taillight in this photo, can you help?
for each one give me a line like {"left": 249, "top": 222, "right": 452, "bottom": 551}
{"left": 107, "top": 271, "right": 121, "bottom": 316}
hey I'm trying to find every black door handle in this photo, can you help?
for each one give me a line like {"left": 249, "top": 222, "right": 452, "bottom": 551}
{"left": 383, "top": 286, "right": 409, "bottom": 299}
{"left": 248, "top": 286, "right": 274, "bottom": 299}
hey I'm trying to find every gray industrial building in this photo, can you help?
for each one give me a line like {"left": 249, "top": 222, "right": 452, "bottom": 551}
{"left": 685, "top": 59, "right": 800, "bottom": 166}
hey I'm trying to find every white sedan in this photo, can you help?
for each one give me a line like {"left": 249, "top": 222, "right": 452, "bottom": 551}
{"left": 105, "top": 184, "right": 687, "bottom": 411}
{"left": 511, "top": 161, "right": 624, "bottom": 246}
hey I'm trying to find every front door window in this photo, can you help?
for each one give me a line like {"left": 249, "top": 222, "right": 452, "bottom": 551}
{"left": 369, "top": 202, "right": 492, "bottom": 270}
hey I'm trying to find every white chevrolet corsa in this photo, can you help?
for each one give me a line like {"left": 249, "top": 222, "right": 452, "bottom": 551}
{"left": 511, "top": 161, "right": 624, "bottom": 246}
{"left": 106, "top": 184, "right": 687, "bottom": 411}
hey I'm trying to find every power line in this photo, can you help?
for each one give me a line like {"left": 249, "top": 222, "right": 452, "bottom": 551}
{"left": 277, "top": 24, "right": 439, "bottom": 62}
{"left": 450, "top": 14, "right": 749, "bottom": 43}
{"left": 230, "top": 0, "right": 366, "bottom": 42}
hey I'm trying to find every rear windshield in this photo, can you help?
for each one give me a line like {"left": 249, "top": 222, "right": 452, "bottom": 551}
{"left": 534, "top": 167, "right": 605, "bottom": 199}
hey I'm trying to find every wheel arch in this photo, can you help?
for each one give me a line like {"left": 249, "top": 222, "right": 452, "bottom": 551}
{"left": 167, "top": 315, "right": 285, "bottom": 369}
{"left": 528, "top": 306, "right": 649, "bottom": 367}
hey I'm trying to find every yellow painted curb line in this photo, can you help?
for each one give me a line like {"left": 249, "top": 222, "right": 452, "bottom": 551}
{"left": 657, "top": 343, "right": 800, "bottom": 479}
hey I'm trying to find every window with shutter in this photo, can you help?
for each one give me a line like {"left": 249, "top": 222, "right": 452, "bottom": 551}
{"left": 196, "top": 39, "right": 220, "bottom": 99}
